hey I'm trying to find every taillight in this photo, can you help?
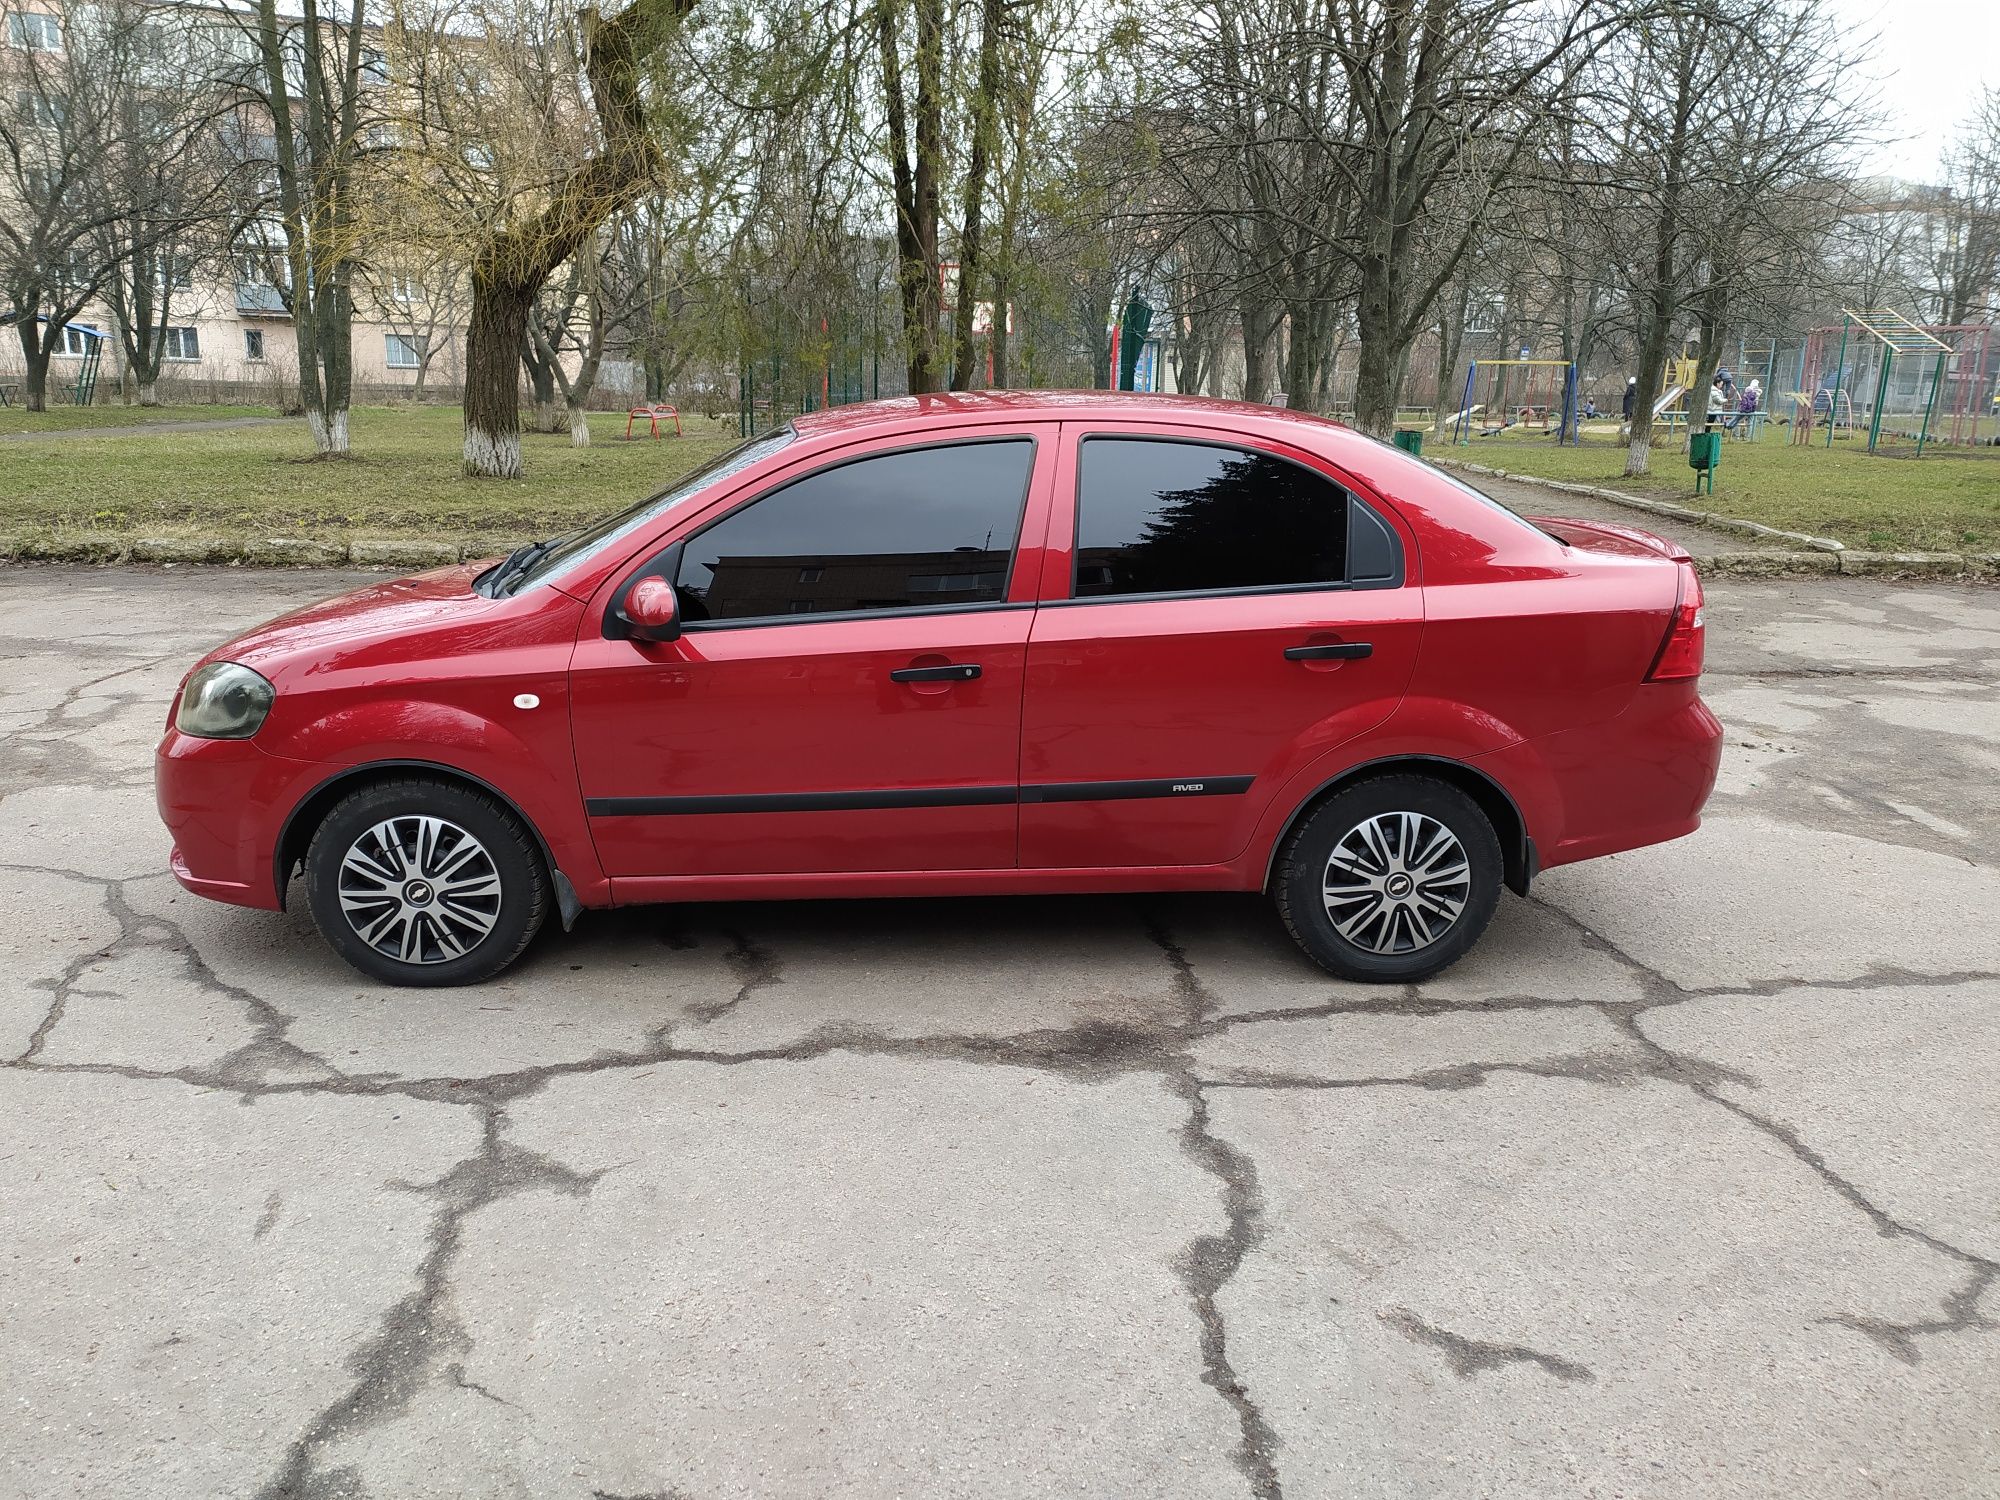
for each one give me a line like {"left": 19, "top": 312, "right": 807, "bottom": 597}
{"left": 1646, "top": 561, "right": 1705, "bottom": 681}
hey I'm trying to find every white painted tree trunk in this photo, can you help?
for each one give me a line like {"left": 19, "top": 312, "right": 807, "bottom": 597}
{"left": 464, "top": 424, "right": 523, "bottom": 480}
{"left": 1625, "top": 434, "right": 1651, "bottom": 475}
{"left": 568, "top": 405, "right": 590, "bottom": 447}
{"left": 308, "top": 406, "right": 351, "bottom": 457}
{"left": 138, "top": 380, "right": 159, "bottom": 407}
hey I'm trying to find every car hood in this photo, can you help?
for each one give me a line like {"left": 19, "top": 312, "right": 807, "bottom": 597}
{"left": 202, "top": 563, "right": 499, "bottom": 677}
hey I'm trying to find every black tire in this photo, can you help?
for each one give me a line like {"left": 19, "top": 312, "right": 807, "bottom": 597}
{"left": 1273, "top": 774, "right": 1502, "bottom": 983}
{"left": 303, "top": 777, "right": 549, "bottom": 987}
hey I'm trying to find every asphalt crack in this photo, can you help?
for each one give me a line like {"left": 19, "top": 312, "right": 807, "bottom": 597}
{"left": 255, "top": 1105, "right": 609, "bottom": 1499}
{"left": 1147, "top": 914, "right": 1284, "bottom": 1500}
{"left": 1531, "top": 896, "right": 2000, "bottom": 1363}
{"left": 1383, "top": 1307, "right": 1595, "bottom": 1383}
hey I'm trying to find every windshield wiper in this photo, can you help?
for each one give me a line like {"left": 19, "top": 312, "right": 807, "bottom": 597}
{"left": 485, "top": 538, "right": 554, "bottom": 596}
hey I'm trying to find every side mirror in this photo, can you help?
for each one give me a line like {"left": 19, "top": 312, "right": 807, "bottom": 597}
{"left": 620, "top": 577, "right": 681, "bottom": 643}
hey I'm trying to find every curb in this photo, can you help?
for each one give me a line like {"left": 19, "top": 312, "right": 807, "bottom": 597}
{"left": 1433, "top": 457, "right": 1847, "bottom": 554}
{"left": 0, "top": 534, "right": 500, "bottom": 569}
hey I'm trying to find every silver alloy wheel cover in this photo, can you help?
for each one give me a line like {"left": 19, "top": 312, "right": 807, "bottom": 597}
{"left": 337, "top": 815, "right": 502, "bottom": 965}
{"left": 1322, "top": 811, "right": 1471, "bottom": 955}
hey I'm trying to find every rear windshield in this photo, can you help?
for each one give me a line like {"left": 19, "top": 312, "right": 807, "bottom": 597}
{"left": 1360, "top": 435, "right": 1562, "bottom": 544}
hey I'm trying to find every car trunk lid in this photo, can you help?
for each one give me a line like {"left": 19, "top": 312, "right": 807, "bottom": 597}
{"left": 1529, "top": 515, "right": 1688, "bottom": 561}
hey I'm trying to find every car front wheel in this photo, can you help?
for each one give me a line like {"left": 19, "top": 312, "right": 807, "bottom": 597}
{"left": 303, "top": 777, "right": 549, "bottom": 986}
{"left": 1274, "top": 773, "right": 1502, "bottom": 983}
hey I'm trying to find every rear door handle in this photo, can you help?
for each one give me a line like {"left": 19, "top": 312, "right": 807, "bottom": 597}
{"left": 1284, "top": 643, "right": 1372, "bottom": 661}
{"left": 890, "top": 663, "right": 982, "bottom": 682}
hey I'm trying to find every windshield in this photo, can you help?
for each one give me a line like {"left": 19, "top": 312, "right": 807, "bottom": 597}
{"left": 501, "top": 427, "right": 796, "bottom": 594}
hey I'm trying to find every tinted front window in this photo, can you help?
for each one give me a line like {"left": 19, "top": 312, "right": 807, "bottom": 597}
{"left": 677, "top": 440, "right": 1033, "bottom": 622}
{"left": 510, "top": 427, "right": 795, "bottom": 593}
{"left": 1075, "top": 438, "right": 1349, "bottom": 598}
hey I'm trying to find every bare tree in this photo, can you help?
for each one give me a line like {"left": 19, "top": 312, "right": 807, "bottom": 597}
{"left": 1, "top": 0, "right": 216, "bottom": 409}
{"left": 459, "top": 0, "right": 695, "bottom": 478}
{"left": 225, "top": 0, "right": 379, "bottom": 454}
{"left": 1928, "top": 88, "right": 2000, "bottom": 326}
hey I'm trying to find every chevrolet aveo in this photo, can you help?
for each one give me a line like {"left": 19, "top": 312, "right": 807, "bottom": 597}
{"left": 156, "top": 393, "right": 1721, "bottom": 987}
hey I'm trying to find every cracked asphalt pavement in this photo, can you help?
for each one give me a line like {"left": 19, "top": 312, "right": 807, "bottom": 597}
{"left": 3, "top": 566, "right": 1997, "bottom": 1499}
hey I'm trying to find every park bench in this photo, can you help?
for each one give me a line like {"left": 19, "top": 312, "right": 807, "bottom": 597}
{"left": 623, "top": 402, "right": 682, "bottom": 440}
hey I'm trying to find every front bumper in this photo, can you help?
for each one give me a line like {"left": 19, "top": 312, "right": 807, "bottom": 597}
{"left": 155, "top": 730, "right": 323, "bottom": 910}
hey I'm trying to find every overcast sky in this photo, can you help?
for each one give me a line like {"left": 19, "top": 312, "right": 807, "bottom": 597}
{"left": 1827, "top": 0, "right": 1994, "bottom": 182}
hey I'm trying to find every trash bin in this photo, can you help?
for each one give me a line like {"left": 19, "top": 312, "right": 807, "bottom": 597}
{"left": 1392, "top": 429, "right": 1423, "bottom": 457}
{"left": 1687, "top": 428, "right": 1721, "bottom": 495}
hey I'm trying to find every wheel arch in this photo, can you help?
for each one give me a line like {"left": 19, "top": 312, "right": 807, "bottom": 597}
{"left": 1261, "top": 754, "right": 1536, "bottom": 896}
{"left": 274, "top": 759, "right": 582, "bottom": 928}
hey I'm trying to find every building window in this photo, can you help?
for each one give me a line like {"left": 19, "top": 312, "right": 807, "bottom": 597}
{"left": 19, "top": 89, "right": 63, "bottom": 126}
{"left": 244, "top": 329, "right": 264, "bottom": 362}
{"left": 161, "top": 327, "right": 200, "bottom": 362}
{"left": 59, "top": 325, "right": 95, "bottom": 355}
{"left": 388, "top": 274, "right": 419, "bottom": 307}
{"left": 152, "top": 252, "right": 193, "bottom": 291}
{"left": 7, "top": 11, "right": 62, "bottom": 49}
{"left": 358, "top": 45, "right": 388, "bottom": 84}
{"left": 385, "top": 333, "right": 424, "bottom": 369}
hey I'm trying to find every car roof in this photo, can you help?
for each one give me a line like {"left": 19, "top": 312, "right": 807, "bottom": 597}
{"left": 789, "top": 390, "right": 1361, "bottom": 447}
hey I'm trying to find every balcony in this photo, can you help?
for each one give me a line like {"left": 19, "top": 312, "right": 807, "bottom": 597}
{"left": 235, "top": 283, "right": 290, "bottom": 317}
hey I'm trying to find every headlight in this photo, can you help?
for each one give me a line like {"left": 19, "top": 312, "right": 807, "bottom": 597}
{"left": 175, "top": 662, "right": 276, "bottom": 739}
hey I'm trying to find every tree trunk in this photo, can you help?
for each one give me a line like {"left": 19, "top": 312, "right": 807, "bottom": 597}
{"left": 17, "top": 322, "right": 56, "bottom": 411}
{"left": 1239, "top": 294, "right": 1277, "bottom": 405}
{"left": 308, "top": 407, "right": 350, "bottom": 455}
{"left": 1351, "top": 262, "right": 1398, "bottom": 437}
{"left": 568, "top": 403, "right": 592, "bottom": 447}
{"left": 1625, "top": 283, "right": 1677, "bottom": 476}
{"left": 138, "top": 379, "right": 158, "bottom": 407}
{"left": 465, "top": 274, "right": 533, "bottom": 480}
{"left": 949, "top": 0, "right": 1005, "bottom": 391}
{"left": 460, "top": 0, "right": 693, "bottom": 477}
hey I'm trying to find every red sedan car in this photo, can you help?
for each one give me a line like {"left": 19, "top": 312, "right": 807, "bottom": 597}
{"left": 156, "top": 393, "right": 1719, "bottom": 987}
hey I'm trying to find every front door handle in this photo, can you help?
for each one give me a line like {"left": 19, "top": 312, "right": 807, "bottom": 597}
{"left": 890, "top": 663, "right": 982, "bottom": 683}
{"left": 1284, "top": 643, "right": 1372, "bottom": 661}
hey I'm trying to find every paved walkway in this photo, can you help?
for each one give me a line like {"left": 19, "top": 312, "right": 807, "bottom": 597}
{"left": 0, "top": 415, "right": 299, "bottom": 441}
{"left": 2, "top": 568, "right": 1995, "bottom": 1498}
{"left": 1467, "top": 468, "right": 1790, "bottom": 554}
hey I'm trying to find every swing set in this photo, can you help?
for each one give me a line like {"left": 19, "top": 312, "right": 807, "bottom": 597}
{"left": 1450, "top": 358, "right": 1580, "bottom": 445}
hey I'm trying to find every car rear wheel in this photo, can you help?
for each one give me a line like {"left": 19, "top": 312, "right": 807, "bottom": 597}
{"left": 1273, "top": 774, "right": 1502, "bottom": 983}
{"left": 304, "top": 777, "right": 549, "bottom": 987}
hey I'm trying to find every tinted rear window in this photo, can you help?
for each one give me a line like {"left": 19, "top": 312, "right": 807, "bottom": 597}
{"left": 1075, "top": 438, "right": 1351, "bottom": 598}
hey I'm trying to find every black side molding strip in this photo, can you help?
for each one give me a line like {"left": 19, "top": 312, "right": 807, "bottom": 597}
{"left": 587, "top": 776, "right": 1257, "bottom": 818}
{"left": 587, "top": 785, "right": 1017, "bottom": 817}
{"left": 1019, "top": 776, "right": 1255, "bottom": 804}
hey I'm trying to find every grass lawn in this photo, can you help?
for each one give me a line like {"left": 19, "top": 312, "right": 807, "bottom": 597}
{"left": 0, "top": 405, "right": 744, "bottom": 543}
{"left": 1444, "top": 422, "right": 2000, "bottom": 552}
{"left": 0, "top": 402, "right": 281, "bottom": 435}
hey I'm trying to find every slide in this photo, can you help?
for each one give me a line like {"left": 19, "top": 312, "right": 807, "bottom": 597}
{"left": 1652, "top": 384, "right": 1685, "bottom": 417}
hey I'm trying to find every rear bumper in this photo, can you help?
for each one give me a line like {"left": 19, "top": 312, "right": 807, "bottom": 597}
{"left": 155, "top": 731, "right": 323, "bottom": 910}
{"left": 1498, "top": 683, "right": 1723, "bottom": 873}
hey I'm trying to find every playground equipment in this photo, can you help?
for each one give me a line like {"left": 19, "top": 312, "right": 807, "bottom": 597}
{"left": 1931, "top": 323, "right": 1997, "bottom": 446}
{"left": 62, "top": 324, "right": 104, "bottom": 405}
{"left": 1796, "top": 310, "right": 1952, "bottom": 455}
{"left": 1451, "top": 358, "right": 1579, "bottom": 444}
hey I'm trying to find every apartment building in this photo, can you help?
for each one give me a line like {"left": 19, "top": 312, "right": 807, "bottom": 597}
{"left": 1, "top": 0, "right": 636, "bottom": 406}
